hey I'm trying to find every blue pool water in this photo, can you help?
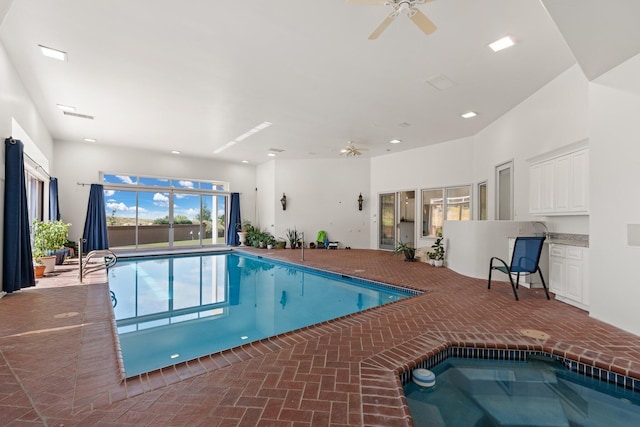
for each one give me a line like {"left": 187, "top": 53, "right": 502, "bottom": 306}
{"left": 109, "top": 252, "right": 416, "bottom": 377}
{"left": 404, "top": 357, "right": 640, "bottom": 426}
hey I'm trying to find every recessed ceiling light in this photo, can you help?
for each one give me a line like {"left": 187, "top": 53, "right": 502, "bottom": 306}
{"left": 56, "top": 104, "right": 75, "bottom": 113}
{"left": 171, "top": 150, "right": 181, "bottom": 154}
{"left": 489, "top": 36, "right": 515, "bottom": 52}
{"left": 389, "top": 139, "right": 402, "bottom": 144}
{"left": 83, "top": 138, "right": 96, "bottom": 143}
{"left": 39, "top": 45, "right": 67, "bottom": 61}
{"left": 241, "top": 160, "right": 249, "bottom": 163}
{"left": 267, "top": 153, "right": 276, "bottom": 157}
{"left": 461, "top": 111, "right": 478, "bottom": 119}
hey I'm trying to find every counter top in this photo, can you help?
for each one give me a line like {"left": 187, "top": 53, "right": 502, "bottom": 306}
{"left": 547, "top": 239, "right": 589, "bottom": 248}
{"left": 510, "top": 233, "right": 589, "bottom": 248}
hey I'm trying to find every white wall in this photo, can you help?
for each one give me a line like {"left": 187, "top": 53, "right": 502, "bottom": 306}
{"left": 256, "top": 160, "right": 276, "bottom": 234}
{"left": 0, "top": 39, "right": 54, "bottom": 289}
{"left": 271, "top": 158, "right": 370, "bottom": 248}
{"left": 472, "top": 64, "right": 591, "bottom": 233}
{"left": 589, "top": 53, "right": 640, "bottom": 335}
{"left": 52, "top": 140, "right": 257, "bottom": 242}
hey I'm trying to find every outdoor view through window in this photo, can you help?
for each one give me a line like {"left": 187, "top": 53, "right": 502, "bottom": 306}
{"left": 102, "top": 174, "right": 228, "bottom": 249}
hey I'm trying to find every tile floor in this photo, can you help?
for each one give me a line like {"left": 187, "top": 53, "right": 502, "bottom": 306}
{"left": 1, "top": 248, "right": 640, "bottom": 426}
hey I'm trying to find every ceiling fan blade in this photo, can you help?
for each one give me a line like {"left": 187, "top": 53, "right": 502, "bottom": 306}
{"left": 368, "top": 12, "right": 398, "bottom": 40}
{"left": 409, "top": 8, "right": 437, "bottom": 35}
{"left": 346, "top": 0, "right": 388, "bottom": 5}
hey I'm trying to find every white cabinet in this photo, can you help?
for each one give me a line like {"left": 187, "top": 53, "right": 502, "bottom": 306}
{"left": 549, "top": 244, "right": 589, "bottom": 310}
{"left": 529, "top": 148, "right": 589, "bottom": 215}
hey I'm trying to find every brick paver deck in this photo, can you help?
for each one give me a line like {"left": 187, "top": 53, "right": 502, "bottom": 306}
{"left": 1, "top": 248, "right": 639, "bottom": 426}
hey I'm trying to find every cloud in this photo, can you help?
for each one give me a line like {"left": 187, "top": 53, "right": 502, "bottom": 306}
{"left": 153, "top": 192, "right": 170, "bottom": 207}
{"left": 178, "top": 180, "right": 195, "bottom": 188}
{"left": 104, "top": 190, "right": 115, "bottom": 197}
{"left": 106, "top": 202, "right": 136, "bottom": 212}
{"left": 153, "top": 193, "right": 169, "bottom": 202}
{"left": 116, "top": 175, "right": 135, "bottom": 184}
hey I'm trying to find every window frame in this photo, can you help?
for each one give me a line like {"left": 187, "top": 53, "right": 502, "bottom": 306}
{"left": 101, "top": 172, "right": 230, "bottom": 249}
{"left": 421, "top": 184, "right": 472, "bottom": 237}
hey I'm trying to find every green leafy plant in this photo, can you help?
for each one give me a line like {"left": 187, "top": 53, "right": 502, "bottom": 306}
{"left": 431, "top": 237, "right": 445, "bottom": 261}
{"left": 392, "top": 240, "right": 416, "bottom": 262}
{"left": 285, "top": 228, "right": 299, "bottom": 249}
{"left": 32, "top": 220, "right": 71, "bottom": 255}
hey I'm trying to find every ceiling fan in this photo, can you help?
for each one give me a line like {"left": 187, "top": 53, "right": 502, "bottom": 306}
{"left": 348, "top": 0, "right": 438, "bottom": 40}
{"left": 340, "top": 142, "right": 368, "bottom": 157}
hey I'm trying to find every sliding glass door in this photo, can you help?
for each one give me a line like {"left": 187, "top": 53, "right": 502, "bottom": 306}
{"left": 379, "top": 193, "right": 396, "bottom": 250}
{"left": 103, "top": 173, "right": 228, "bottom": 250}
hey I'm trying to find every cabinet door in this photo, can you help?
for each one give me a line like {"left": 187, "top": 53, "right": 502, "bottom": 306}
{"left": 541, "top": 160, "right": 556, "bottom": 213}
{"left": 566, "top": 259, "right": 584, "bottom": 302}
{"left": 571, "top": 149, "right": 589, "bottom": 213}
{"left": 549, "top": 245, "right": 565, "bottom": 295}
{"left": 529, "top": 163, "right": 542, "bottom": 214}
{"left": 555, "top": 156, "right": 571, "bottom": 212}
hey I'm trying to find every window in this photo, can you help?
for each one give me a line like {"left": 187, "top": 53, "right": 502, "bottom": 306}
{"left": 477, "top": 181, "right": 487, "bottom": 220}
{"left": 421, "top": 185, "right": 471, "bottom": 237}
{"left": 26, "top": 170, "right": 45, "bottom": 224}
{"left": 102, "top": 173, "right": 229, "bottom": 249}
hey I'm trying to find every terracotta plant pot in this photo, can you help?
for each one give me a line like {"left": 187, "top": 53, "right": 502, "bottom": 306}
{"left": 34, "top": 265, "right": 46, "bottom": 278}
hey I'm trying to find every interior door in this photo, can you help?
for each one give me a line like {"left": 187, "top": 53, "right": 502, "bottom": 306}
{"left": 496, "top": 160, "right": 513, "bottom": 220}
{"left": 398, "top": 190, "right": 415, "bottom": 246}
{"left": 379, "top": 193, "right": 396, "bottom": 250}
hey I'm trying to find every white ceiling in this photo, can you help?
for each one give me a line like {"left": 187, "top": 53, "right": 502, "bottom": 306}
{"left": 1, "top": 0, "right": 638, "bottom": 164}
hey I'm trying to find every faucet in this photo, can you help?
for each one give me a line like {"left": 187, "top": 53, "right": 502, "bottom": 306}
{"left": 532, "top": 221, "right": 549, "bottom": 239}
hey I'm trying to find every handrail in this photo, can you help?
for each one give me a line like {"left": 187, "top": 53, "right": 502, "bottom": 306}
{"left": 78, "top": 238, "right": 117, "bottom": 282}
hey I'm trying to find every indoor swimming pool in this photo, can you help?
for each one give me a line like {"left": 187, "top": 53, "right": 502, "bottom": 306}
{"left": 404, "top": 356, "right": 640, "bottom": 427}
{"left": 109, "top": 252, "right": 417, "bottom": 377}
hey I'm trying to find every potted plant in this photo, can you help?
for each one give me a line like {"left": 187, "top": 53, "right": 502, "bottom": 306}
{"left": 286, "top": 228, "right": 299, "bottom": 249}
{"left": 276, "top": 238, "right": 287, "bottom": 249}
{"left": 393, "top": 240, "right": 416, "bottom": 262}
{"left": 426, "top": 251, "right": 436, "bottom": 266}
{"left": 431, "top": 237, "right": 445, "bottom": 267}
{"left": 32, "top": 247, "right": 46, "bottom": 278}
{"left": 32, "top": 219, "right": 71, "bottom": 273}
{"left": 236, "top": 220, "right": 253, "bottom": 246}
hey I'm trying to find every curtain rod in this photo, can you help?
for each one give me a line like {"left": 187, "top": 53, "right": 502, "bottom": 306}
{"left": 7, "top": 136, "right": 51, "bottom": 179}
{"left": 76, "top": 182, "right": 242, "bottom": 194}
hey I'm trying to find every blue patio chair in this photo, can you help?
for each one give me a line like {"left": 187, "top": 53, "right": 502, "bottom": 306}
{"left": 487, "top": 236, "right": 550, "bottom": 301}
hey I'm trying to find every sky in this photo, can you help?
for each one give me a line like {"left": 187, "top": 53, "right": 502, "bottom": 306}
{"left": 103, "top": 174, "right": 226, "bottom": 222}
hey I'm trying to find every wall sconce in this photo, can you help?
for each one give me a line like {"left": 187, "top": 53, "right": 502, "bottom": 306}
{"left": 358, "top": 193, "right": 364, "bottom": 211}
{"left": 280, "top": 193, "right": 287, "bottom": 211}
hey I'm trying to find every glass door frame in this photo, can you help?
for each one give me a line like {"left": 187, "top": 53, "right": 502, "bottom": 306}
{"left": 378, "top": 190, "right": 416, "bottom": 250}
{"left": 105, "top": 186, "right": 230, "bottom": 250}
{"left": 378, "top": 192, "right": 396, "bottom": 250}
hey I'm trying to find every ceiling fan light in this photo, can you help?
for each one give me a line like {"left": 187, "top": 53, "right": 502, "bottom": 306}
{"left": 489, "top": 36, "right": 515, "bottom": 52}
